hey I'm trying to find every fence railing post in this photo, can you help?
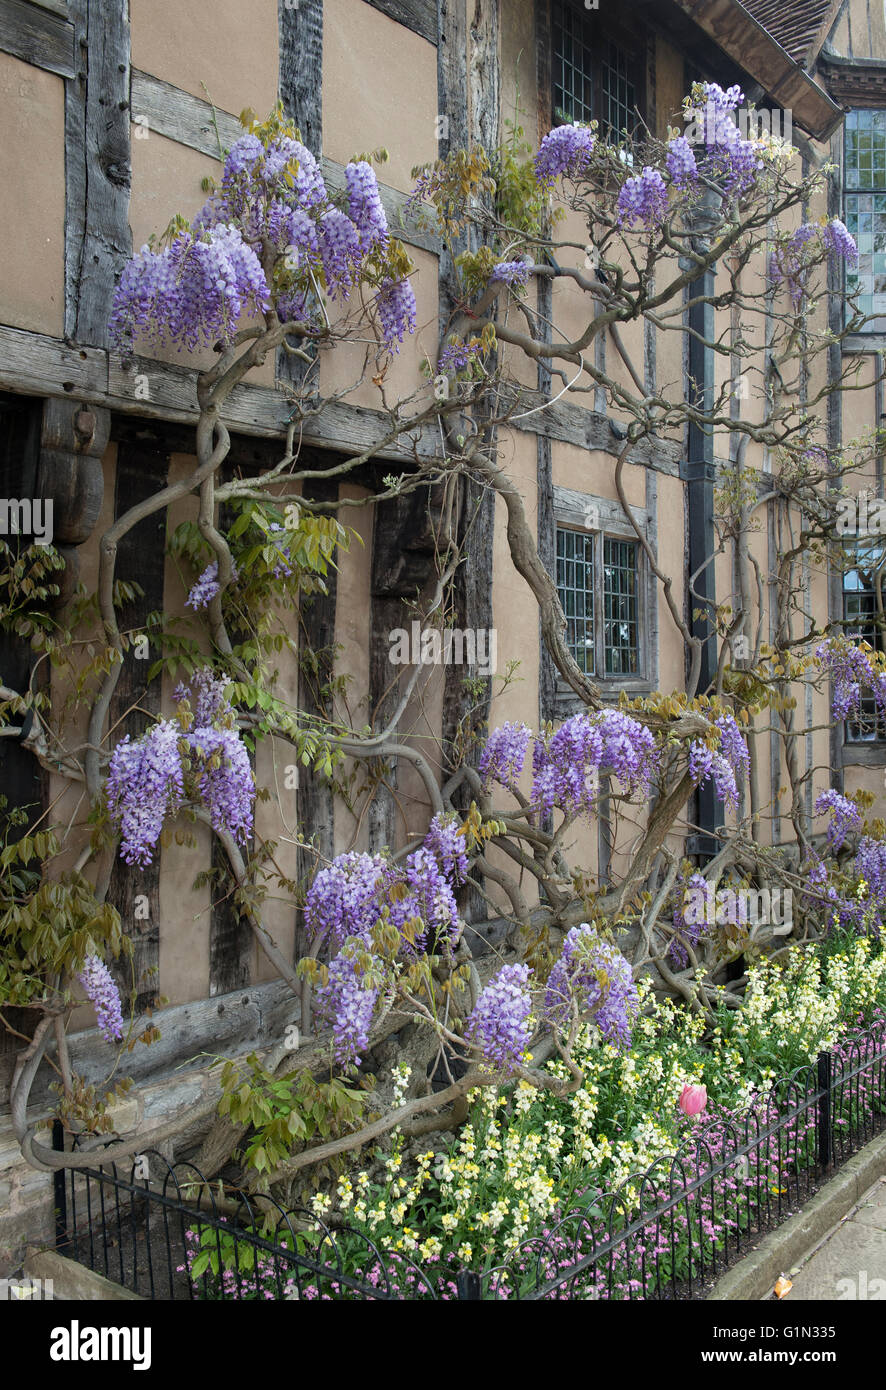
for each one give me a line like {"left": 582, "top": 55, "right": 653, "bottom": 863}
{"left": 52, "top": 1118, "right": 69, "bottom": 1250}
{"left": 456, "top": 1270, "right": 482, "bottom": 1300}
{"left": 816, "top": 1051, "right": 832, "bottom": 1171}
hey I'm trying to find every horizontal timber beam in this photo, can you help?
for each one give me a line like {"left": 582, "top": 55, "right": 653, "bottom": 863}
{"left": 0, "top": 0, "right": 75, "bottom": 78}
{"left": 129, "top": 70, "right": 441, "bottom": 258}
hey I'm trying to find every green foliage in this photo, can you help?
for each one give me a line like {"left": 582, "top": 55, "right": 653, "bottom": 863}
{"left": 0, "top": 807, "right": 128, "bottom": 1011}
{"left": 217, "top": 1052, "right": 369, "bottom": 1190}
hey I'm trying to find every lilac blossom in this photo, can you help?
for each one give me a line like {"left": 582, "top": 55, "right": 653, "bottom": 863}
{"left": 534, "top": 124, "right": 595, "bottom": 186}
{"left": 386, "top": 848, "right": 461, "bottom": 955}
{"left": 465, "top": 963, "right": 533, "bottom": 1074}
{"left": 105, "top": 720, "right": 185, "bottom": 868}
{"left": 423, "top": 813, "right": 469, "bottom": 886}
{"left": 478, "top": 722, "right": 531, "bottom": 792}
{"left": 314, "top": 943, "right": 380, "bottom": 1067}
{"left": 489, "top": 258, "right": 533, "bottom": 289}
{"left": 109, "top": 226, "right": 270, "bottom": 353}
{"left": 544, "top": 924, "right": 638, "bottom": 1048}
{"left": 76, "top": 955, "right": 124, "bottom": 1043}
{"left": 304, "top": 852, "right": 387, "bottom": 950}
{"left": 375, "top": 276, "right": 417, "bottom": 353}
{"left": 617, "top": 167, "right": 669, "bottom": 229}
{"left": 666, "top": 135, "right": 698, "bottom": 188}
{"left": 815, "top": 789, "right": 862, "bottom": 852}
{"left": 344, "top": 160, "right": 388, "bottom": 253}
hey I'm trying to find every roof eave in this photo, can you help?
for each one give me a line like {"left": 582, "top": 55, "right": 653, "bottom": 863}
{"left": 670, "top": 0, "right": 844, "bottom": 140}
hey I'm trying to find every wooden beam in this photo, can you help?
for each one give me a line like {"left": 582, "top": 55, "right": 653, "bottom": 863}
{"left": 129, "top": 69, "right": 441, "bottom": 257}
{"left": 0, "top": 0, "right": 75, "bottom": 77}
{"left": 362, "top": 0, "right": 437, "bottom": 45}
{"left": 65, "top": 0, "right": 132, "bottom": 345}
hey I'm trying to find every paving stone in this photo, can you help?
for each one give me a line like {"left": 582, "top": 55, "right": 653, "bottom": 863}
{"left": 785, "top": 1220, "right": 886, "bottom": 1300}
{"left": 847, "top": 1179, "right": 886, "bottom": 1233}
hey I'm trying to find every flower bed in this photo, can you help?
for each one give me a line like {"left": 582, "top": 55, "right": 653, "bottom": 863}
{"left": 179, "top": 935, "right": 886, "bottom": 1300}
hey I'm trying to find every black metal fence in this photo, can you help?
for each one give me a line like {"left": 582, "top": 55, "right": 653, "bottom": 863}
{"left": 52, "top": 1022, "right": 886, "bottom": 1301}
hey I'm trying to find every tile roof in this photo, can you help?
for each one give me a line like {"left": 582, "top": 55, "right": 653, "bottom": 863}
{"left": 739, "top": 0, "right": 835, "bottom": 65}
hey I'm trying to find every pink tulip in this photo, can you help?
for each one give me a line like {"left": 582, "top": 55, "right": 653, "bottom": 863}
{"left": 679, "top": 1082, "right": 708, "bottom": 1118}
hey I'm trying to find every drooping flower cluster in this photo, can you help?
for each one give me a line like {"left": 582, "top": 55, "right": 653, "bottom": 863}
{"left": 386, "top": 847, "right": 461, "bottom": 955}
{"left": 816, "top": 638, "right": 881, "bottom": 721}
{"left": 669, "top": 870, "right": 712, "bottom": 968}
{"left": 314, "top": 942, "right": 381, "bottom": 1068}
{"left": 465, "top": 963, "right": 533, "bottom": 1074}
{"left": 105, "top": 720, "right": 186, "bottom": 868}
{"left": 684, "top": 83, "right": 762, "bottom": 198}
{"left": 105, "top": 670, "right": 254, "bottom": 867}
{"left": 110, "top": 129, "right": 415, "bottom": 358}
{"left": 186, "top": 559, "right": 240, "bottom": 610}
{"left": 478, "top": 721, "right": 532, "bottom": 792}
{"left": 616, "top": 166, "right": 669, "bottom": 229}
{"left": 814, "top": 789, "right": 862, "bottom": 852}
{"left": 597, "top": 709, "right": 658, "bottom": 796}
{"left": 108, "top": 226, "right": 270, "bottom": 353}
{"left": 544, "top": 924, "right": 639, "bottom": 1048}
{"left": 304, "top": 851, "right": 388, "bottom": 950}
{"left": 665, "top": 135, "right": 698, "bottom": 188}
{"left": 489, "top": 258, "right": 533, "bottom": 289}
{"left": 375, "top": 275, "right": 417, "bottom": 353}
{"left": 770, "top": 220, "right": 859, "bottom": 306}
{"left": 76, "top": 955, "right": 125, "bottom": 1043}
{"left": 344, "top": 160, "right": 389, "bottom": 253}
{"left": 534, "top": 124, "right": 596, "bottom": 186}
{"left": 436, "top": 339, "right": 484, "bottom": 375}
{"left": 688, "top": 715, "right": 749, "bottom": 811}
{"left": 532, "top": 714, "right": 603, "bottom": 818}
{"left": 423, "top": 812, "right": 469, "bottom": 886}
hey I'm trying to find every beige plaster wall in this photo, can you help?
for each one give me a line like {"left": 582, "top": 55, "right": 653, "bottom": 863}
{"left": 130, "top": 0, "right": 279, "bottom": 117}
{"left": 0, "top": 55, "right": 65, "bottom": 335}
{"left": 322, "top": 0, "right": 438, "bottom": 192}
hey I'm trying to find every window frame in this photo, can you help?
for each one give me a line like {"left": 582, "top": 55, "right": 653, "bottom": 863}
{"left": 842, "top": 535, "right": 886, "bottom": 744}
{"left": 549, "top": 0, "right": 646, "bottom": 142}
{"left": 843, "top": 108, "right": 886, "bottom": 334}
{"left": 551, "top": 486, "right": 656, "bottom": 712}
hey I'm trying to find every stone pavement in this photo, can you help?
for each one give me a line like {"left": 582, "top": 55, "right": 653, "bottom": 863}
{"left": 780, "top": 1176, "right": 886, "bottom": 1300}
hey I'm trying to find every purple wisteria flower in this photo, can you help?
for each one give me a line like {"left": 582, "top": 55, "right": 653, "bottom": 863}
{"left": 688, "top": 741, "right": 739, "bottom": 809}
{"left": 815, "top": 789, "right": 862, "bottom": 852}
{"left": 816, "top": 638, "right": 878, "bottom": 720}
{"left": 666, "top": 135, "right": 698, "bottom": 189}
{"left": 386, "top": 847, "right": 461, "bottom": 955}
{"left": 669, "top": 871, "right": 712, "bottom": 968}
{"left": 105, "top": 720, "right": 185, "bottom": 867}
{"left": 314, "top": 943, "right": 380, "bottom": 1067}
{"left": 597, "top": 709, "right": 657, "bottom": 795}
{"left": 436, "top": 340, "right": 484, "bottom": 375}
{"left": 187, "top": 725, "right": 254, "bottom": 845}
{"left": 617, "top": 167, "right": 669, "bottom": 229}
{"left": 76, "top": 955, "right": 124, "bottom": 1043}
{"left": 423, "top": 813, "right": 469, "bottom": 886}
{"left": 478, "top": 721, "right": 532, "bottom": 792}
{"left": 304, "top": 852, "right": 387, "bottom": 950}
{"left": 375, "top": 276, "right": 417, "bottom": 353}
{"left": 544, "top": 924, "right": 638, "bottom": 1048}
{"left": 106, "top": 671, "right": 254, "bottom": 866}
{"left": 855, "top": 835, "right": 886, "bottom": 898}
{"left": 109, "top": 226, "right": 270, "bottom": 353}
{"left": 532, "top": 714, "right": 603, "bottom": 818}
{"left": 534, "top": 124, "right": 595, "bottom": 186}
{"left": 186, "top": 559, "right": 239, "bottom": 610}
{"left": 714, "top": 714, "right": 751, "bottom": 785}
{"left": 489, "top": 258, "right": 533, "bottom": 289}
{"left": 344, "top": 160, "right": 388, "bottom": 253}
{"left": 318, "top": 208, "right": 363, "bottom": 297}
{"left": 465, "top": 962, "right": 533, "bottom": 1074}
{"left": 822, "top": 217, "right": 859, "bottom": 267}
